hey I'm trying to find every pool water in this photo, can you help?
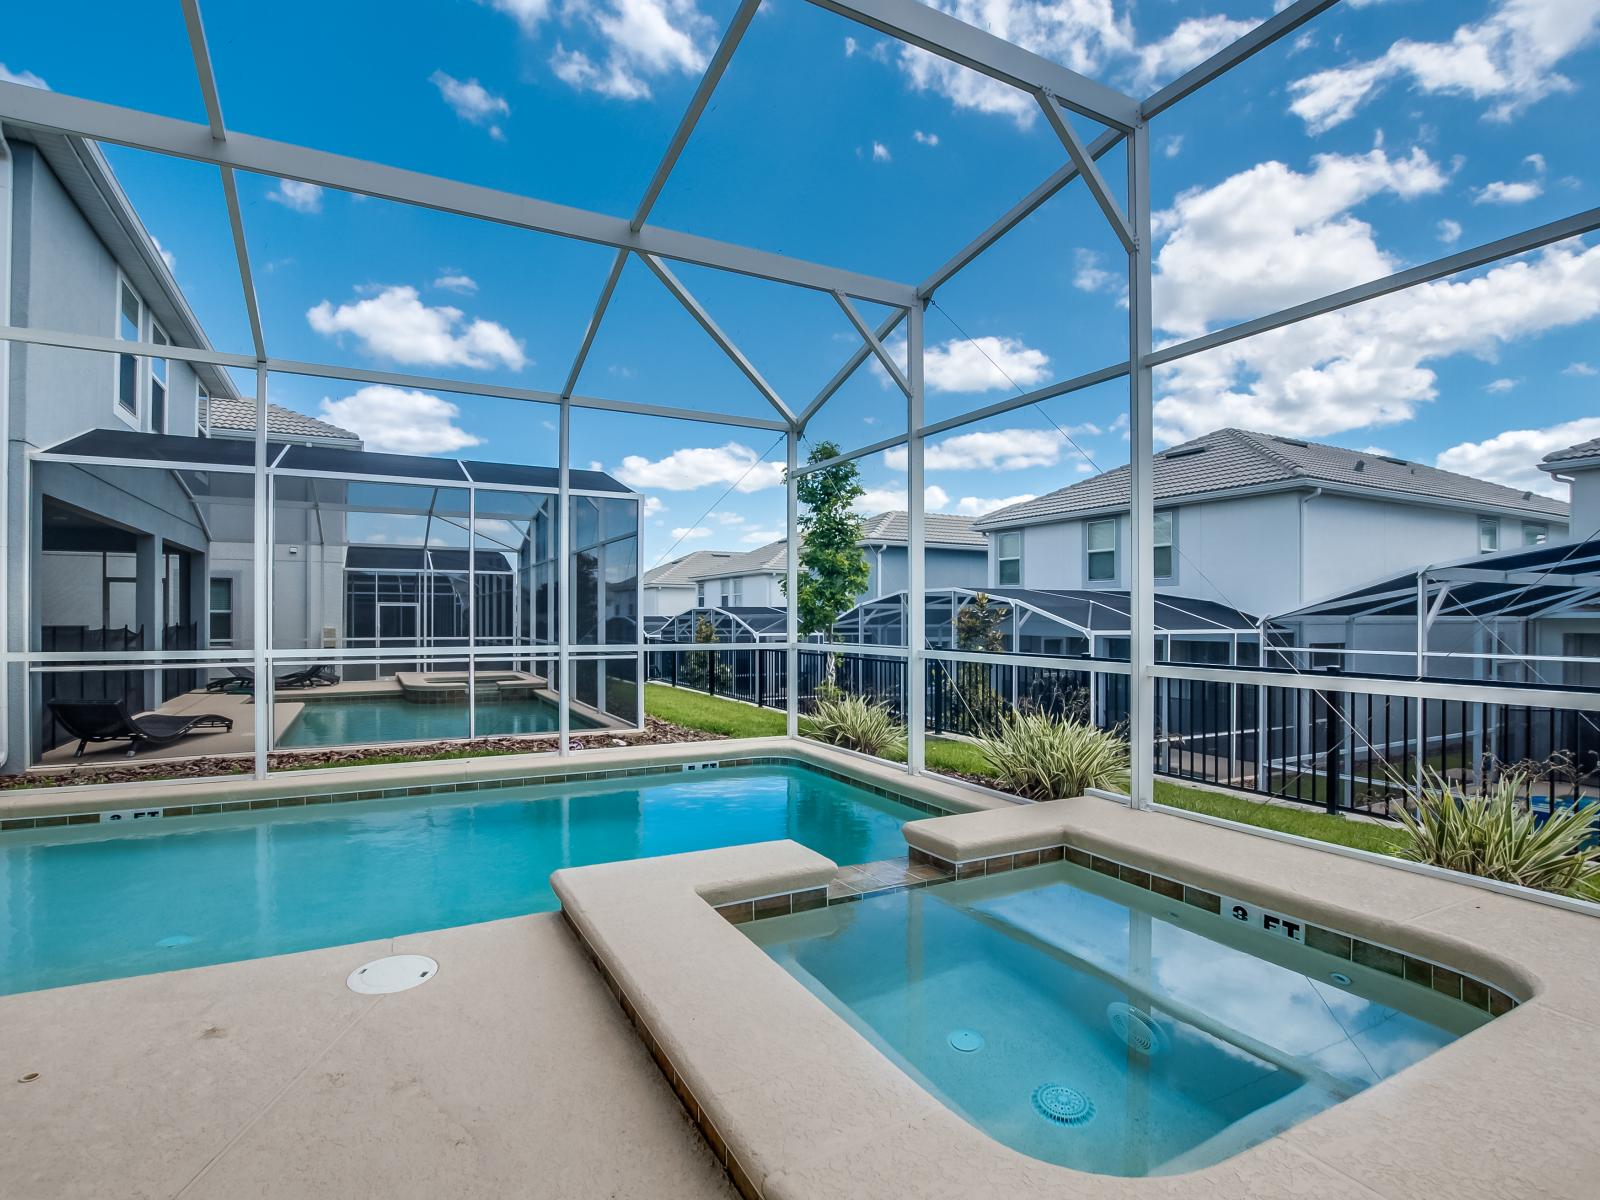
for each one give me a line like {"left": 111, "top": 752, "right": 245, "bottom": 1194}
{"left": 278, "top": 696, "right": 600, "bottom": 747}
{"left": 748, "top": 861, "right": 1490, "bottom": 1176}
{"left": 0, "top": 764, "right": 920, "bottom": 995}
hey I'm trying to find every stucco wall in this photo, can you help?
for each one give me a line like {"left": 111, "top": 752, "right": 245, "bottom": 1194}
{"left": 865, "top": 545, "right": 984, "bottom": 597}
{"left": 1565, "top": 468, "right": 1600, "bottom": 537}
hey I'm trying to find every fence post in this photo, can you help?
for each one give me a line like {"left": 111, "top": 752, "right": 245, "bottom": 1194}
{"left": 755, "top": 648, "right": 764, "bottom": 708}
{"left": 1322, "top": 686, "right": 1343, "bottom": 814}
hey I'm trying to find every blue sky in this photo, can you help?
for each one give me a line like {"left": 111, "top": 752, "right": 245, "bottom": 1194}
{"left": 5, "top": 0, "right": 1600, "bottom": 565}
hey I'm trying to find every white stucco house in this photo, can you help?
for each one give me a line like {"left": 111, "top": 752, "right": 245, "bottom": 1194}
{"left": 973, "top": 428, "right": 1570, "bottom": 620}
{"left": 1542, "top": 436, "right": 1600, "bottom": 539}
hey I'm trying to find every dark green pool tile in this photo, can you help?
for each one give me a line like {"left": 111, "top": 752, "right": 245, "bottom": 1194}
{"left": 1305, "top": 925, "right": 1352, "bottom": 959}
{"left": 1150, "top": 875, "right": 1183, "bottom": 901}
{"left": 752, "top": 893, "right": 791, "bottom": 920}
{"left": 1461, "top": 977, "right": 1490, "bottom": 1011}
{"left": 1039, "top": 845, "right": 1065, "bottom": 864}
{"left": 791, "top": 887, "right": 827, "bottom": 914}
{"left": 1489, "top": 989, "right": 1514, "bottom": 1016}
{"left": 1, "top": 818, "right": 36, "bottom": 831}
{"left": 1090, "top": 855, "right": 1120, "bottom": 879}
{"left": 1402, "top": 956, "right": 1433, "bottom": 988}
{"left": 715, "top": 901, "right": 753, "bottom": 925}
{"left": 1352, "top": 941, "right": 1405, "bottom": 978}
{"left": 1431, "top": 966, "right": 1464, "bottom": 1000}
{"left": 1118, "top": 864, "right": 1151, "bottom": 890}
{"left": 1013, "top": 849, "right": 1041, "bottom": 869}
{"left": 1065, "top": 846, "right": 1092, "bottom": 869}
{"left": 1183, "top": 885, "right": 1222, "bottom": 914}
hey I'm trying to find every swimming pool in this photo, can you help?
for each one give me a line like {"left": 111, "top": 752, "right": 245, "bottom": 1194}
{"left": 747, "top": 858, "right": 1492, "bottom": 1177}
{"left": 0, "top": 762, "right": 924, "bottom": 995}
{"left": 277, "top": 695, "right": 601, "bottom": 747}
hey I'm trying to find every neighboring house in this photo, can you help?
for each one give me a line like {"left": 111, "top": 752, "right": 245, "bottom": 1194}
{"left": 1541, "top": 437, "right": 1600, "bottom": 539}
{"left": 973, "top": 428, "right": 1569, "bottom": 619}
{"left": 641, "top": 512, "right": 986, "bottom": 619}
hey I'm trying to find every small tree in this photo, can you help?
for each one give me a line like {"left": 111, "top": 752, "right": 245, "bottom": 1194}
{"left": 680, "top": 615, "right": 732, "bottom": 692}
{"left": 785, "top": 441, "right": 869, "bottom": 639}
{"left": 947, "top": 593, "right": 1009, "bottom": 729}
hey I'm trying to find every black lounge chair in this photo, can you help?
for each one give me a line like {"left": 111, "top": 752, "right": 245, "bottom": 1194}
{"left": 205, "top": 666, "right": 257, "bottom": 693}
{"left": 204, "top": 664, "right": 339, "bottom": 693}
{"left": 47, "top": 699, "right": 234, "bottom": 758}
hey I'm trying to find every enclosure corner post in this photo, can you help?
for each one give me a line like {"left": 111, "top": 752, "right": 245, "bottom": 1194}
{"left": 557, "top": 398, "right": 572, "bottom": 756}
{"left": 785, "top": 429, "right": 800, "bottom": 739}
{"left": 251, "top": 363, "right": 270, "bottom": 781}
{"left": 1126, "top": 121, "right": 1155, "bottom": 811}
{"left": 906, "top": 300, "right": 927, "bottom": 776}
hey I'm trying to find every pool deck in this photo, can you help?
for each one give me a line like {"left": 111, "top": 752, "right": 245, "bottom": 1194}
{"left": 0, "top": 913, "right": 735, "bottom": 1200}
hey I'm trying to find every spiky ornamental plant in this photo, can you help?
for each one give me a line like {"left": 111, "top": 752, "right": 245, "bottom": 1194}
{"left": 785, "top": 441, "right": 869, "bottom": 640}
{"left": 1395, "top": 768, "right": 1600, "bottom": 898}
{"left": 808, "top": 693, "right": 907, "bottom": 760}
{"left": 978, "top": 712, "right": 1130, "bottom": 801}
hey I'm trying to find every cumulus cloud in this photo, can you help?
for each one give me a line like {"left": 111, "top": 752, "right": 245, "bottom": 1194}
{"left": 614, "top": 443, "right": 784, "bottom": 492}
{"left": 1485, "top": 377, "right": 1520, "bottom": 393}
{"left": 1437, "top": 218, "right": 1464, "bottom": 244}
{"left": 946, "top": 493, "right": 1037, "bottom": 517}
{"left": 319, "top": 386, "right": 483, "bottom": 455}
{"left": 1565, "top": 361, "right": 1598, "bottom": 376}
{"left": 1130, "top": 14, "right": 1257, "bottom": 90}
{"left": 1474, "top": 178, "right": 1543, "bottom": 204}
{"left": 267, "top": 179, "right": 324, "bottom": 213}
{"left": 670, "top": 526, "right": 712, "bottom": 541}
{"left": 1152, "top": 146, "right": 1450, "bottom": 338}
{"left": 0, "top": 63, "right": 48, "bottom": 89}
{"left": 433, "top": 272, "right": 478, "bottom": 294}
{"left": 543, "top": 0, "right": 714, "bottom": 101}
{"left": 430, "top": 71, "right": 510, "bottom": 139}
{"left": 871, "top": 141, "right": 891, "bottom": 162}
{"left": 886, "top": 427, "right": 1096, "bottom": 472}
{"left": 740, "top": 528, "right": 785, "bottom": 544}
{"left": 307, "top": 285, "right": 527, "bottom": 370}
{"left": 909, "top": 336, "right": 1050, "bottom": 393}
{"left": 1289, "top": 0, "right": 1600, "bottom": 133}
{"left": 152, "top": 236, "right": 176, "bottom": 274}
{"left": 912, "top": 130, "right": 939, "bottom": 146}
{"left": 1435, "top": 417, "right": 1600, "bottom": 499}
{"left": 853, "top": 484, "right": 944, "bottom": 514}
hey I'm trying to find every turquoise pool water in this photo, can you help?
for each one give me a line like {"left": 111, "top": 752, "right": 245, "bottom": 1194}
{"left": 0, "top": 764, "right": 920, "bottom": 995}
{"left": 278, "top": 696, "right": 600, "bottom": 747}
{"left": 748, "top": 861, "right": 1489, "bottom": 1176}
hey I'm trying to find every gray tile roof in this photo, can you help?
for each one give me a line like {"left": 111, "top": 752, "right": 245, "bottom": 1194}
{"left": 859, "top": 510, "right": 985, "bottom": 547}
{"left": 974, "top": 427, "right": 1568, "bottom": 530}
{"left": 688, "top": 539, "right": 789, "bottom": 581}
{"left": 208, "top": 397, "right": 360, "bottom": 443}
{"left": 642, "top": 549, "right": 740, "bottom": 587}
{"left": 1542, "top": 437, "right": 1600, "bottom": 467}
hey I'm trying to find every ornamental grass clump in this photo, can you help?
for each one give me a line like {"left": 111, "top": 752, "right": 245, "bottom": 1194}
{"left": 1394, "top": 768, "right": 1600, "bottom": 899}
{"left": 808, "top": 693, "right": 907, "bottom": 760}
{"left": 978, "top": 712, "right": 1129, "bottom": 801}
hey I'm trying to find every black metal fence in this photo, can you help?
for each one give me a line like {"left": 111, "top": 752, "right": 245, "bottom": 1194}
{"left": 646, "top": 646, "right": 1600, "bottom": 816}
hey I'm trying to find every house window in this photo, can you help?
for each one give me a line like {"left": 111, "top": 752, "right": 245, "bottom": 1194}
{"left": 1478, "top": 517, "right": 1499, "bottom": 553}
{"left": 149, "top": 324, "right": 169, "bottom": 433}
{"left": 197, "top": 384, "right": 210, "bottom": 436}
{"left": 696, "top": 583, "right": 706, "bottom": 607}
{"left": 996, "top": 531, "right": 1021, "bottom": 585}
{"left": 208, "top": 577, "right": 234, "bottom": 646}
{"left": 1153, "top": 511, "right": 1174, "bottom": 580}
{"left": 117, "top": 281, "right": 142, "bottom": 414}
{"left": 1522, "top": 522, "right": 1549, "bottom": 546}
{"left": 722, "top": 581, "right": 743, "bottom": 607}
{"left": 1086, "top": 519, "right": 1116, "bottom": 582}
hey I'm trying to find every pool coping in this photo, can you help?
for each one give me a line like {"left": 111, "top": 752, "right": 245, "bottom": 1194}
{"left": 552, "top": 794, "right": 1600, "bottom": 1200}
{"left": 0, "top": 736, "right": 1016, "bottom": 830}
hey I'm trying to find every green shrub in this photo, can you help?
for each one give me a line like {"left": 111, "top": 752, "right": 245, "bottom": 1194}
{"left": 978, "top": 712, "right": 1129, "bottom": 801}
{"left": 809, "top": 693, "right": 906, "bottom": 759}
{"left": 1394, "top": 769, "right": 1600, "bottom": 898}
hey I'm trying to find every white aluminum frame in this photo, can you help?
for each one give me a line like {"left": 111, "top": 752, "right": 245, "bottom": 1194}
{"left": 1, "top": 0, "right": 1595, "bottom": 815}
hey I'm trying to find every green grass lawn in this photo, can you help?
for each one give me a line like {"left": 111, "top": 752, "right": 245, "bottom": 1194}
{"left": 644, "top": 684, "right": 1406, "bottom": 857}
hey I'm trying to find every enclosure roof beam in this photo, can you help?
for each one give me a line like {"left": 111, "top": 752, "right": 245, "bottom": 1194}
{"left": 0, "top": 322, "right": 790, "bottom": 432}
{"left": 0, "top": 80, "right": 918, "bottom": 308}
{"left": 1141, "top": 0, "right": 1343, "bottom": 120}
{"left": 802, "top": 0, "right": 1139, "bottom": 130}
{"left": 833, "top": 290, "right": 909, "bottom": 397}
{"left": 638, "top": 253, "right": 797, "bottom": 426}
{"left": 916, "top": 358, "right": 1130, "bottom": 440}
{"left": 1035, "top": 93, "right": 1133, "bottom": 253}
{"left": 561, "top": 249, "right": 626, "bottom": 399}
{"left": 1147, "top": 205, "right": 1600, "bottom": 369}
{"left": 796, "top": 308, "right": 903, "bottom": 430}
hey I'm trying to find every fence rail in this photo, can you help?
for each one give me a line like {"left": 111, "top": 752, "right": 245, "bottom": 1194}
{"left": 647, "top": 645, "right": 1600, "bottom": 817}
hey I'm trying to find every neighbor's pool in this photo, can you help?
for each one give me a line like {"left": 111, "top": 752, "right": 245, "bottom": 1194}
{"left": 277, "top": 695, "right": 601, "bottom": 747}
{"left": 748, "top": 860, "right": 1490, "bottom": 1177}
{"left": 0, "top": 763, "right": 921, "bottom": 995}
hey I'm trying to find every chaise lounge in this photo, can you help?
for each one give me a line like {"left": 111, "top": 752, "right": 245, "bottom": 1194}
{"left": 47, "top": 699, "right": 235, "bottom": 758}
{"left": 205, "top": 664, "right": 339, "bottom": 693}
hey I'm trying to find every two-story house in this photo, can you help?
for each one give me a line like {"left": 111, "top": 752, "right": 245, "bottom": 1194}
{"left": 973, "top": 428, "right": 1569, "bottom": 619}
{"left": 1542, "top": 436, "right": 1600, "bottom": 540}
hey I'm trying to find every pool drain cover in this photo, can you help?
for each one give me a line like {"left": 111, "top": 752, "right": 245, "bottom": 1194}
{"left": 1107, "top": 1002, "right": 1163, "bottom": 1056}
{"left": 1033, "top": 1084, "right": 1095, "bottom": 1127}
{"left": 346, "top": 955, "right": 438, "bottom": 995}
{"left": 948, "top": 1029, "right": 985, "bottom": 1053}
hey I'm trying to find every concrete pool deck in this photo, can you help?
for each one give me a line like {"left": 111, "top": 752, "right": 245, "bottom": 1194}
{"left": 0, "top": 913, "right": 735, "bottom": 1200}
{"left": 554, "top": 791, "right": 1600, "bottom": 1200}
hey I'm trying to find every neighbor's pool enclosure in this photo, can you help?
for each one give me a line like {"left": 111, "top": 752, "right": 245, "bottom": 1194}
{"left": 2, "top": 0, "right": 1597, "bottom": 831}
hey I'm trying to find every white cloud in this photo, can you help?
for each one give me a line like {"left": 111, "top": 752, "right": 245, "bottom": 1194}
{"left": 267, "top": 179, "right": 324, "bottom": 213}
{"left": 708, "top": 511, "right": 745, "bottom": 525}
{"left": 947, "top": 493, "right": 1037, "bottom": 517}
{"left": 1131, "top": 14, "right": 1257, "bottom": 90}
{"left": 1435, "top": 417, "right": 1600, "bottom": 499}
{"left": 307, "top": 285, "right": 528, "bottom": 370}
{"left": 0, "top": 63, "right": 48, "bottom": 89}
{"left": 740, "top": 528, "right": 785, "bottom": 544}
{"left": 671, "top": 526, "right": 713, "bottom": 541}
{"left": 1289, "top": 0, "right": 1600, "bottom": 133}
{"left": 1161, "top": 134, "right": 1185, "bottom": 159}
{"left": 1154, "top": 239, "right": 1600, "bottom": 444}
{"left": 1073, "top": 248, "right": 1124, "bottom": 300}
{"left": 482, "top": 0, "right": 551, "bottom": 34}
{"left": 887, "top": 426, "right": 1096, "bottom": 472}
{"left": 853, "top": 484, "right": 947, "bottom": 514}
{"left": 916, "top": 336, "right": 1051, "bottom": 393}
{"left": 1473, "top": 178, "right": 1543, "bottom": 205}
{"left": 544, "top": 0, "right": 714, "bottom": 101}
{"left": 614, "top": 443, "right": 784, "bottom": 492}
{"left": 912, "top": 130, "right": 939, "bottom": 146}
{"left": 643, "top": 496, "right": 664, "bottom": 516}
{"left": 871, "top": 141, "right": 891, "bottom": 163}
{"left": 319, "top": 386, "right": 482, "bottom": 455}
{"left": 433, "top": 272, "right": 478, "bottom": 294}
{"left": 152, "top": 236, "right": 176, "bottom": 274}
{"left": 430, "top": 71, "right": 510, "bottom": 138}
{"left": 1152, "top": 146, "right": 1449, "bottom": 338}
{"left": 1485, "top": 377, "right": 1520, "bottom": 393}
{"left": 1437, "top": 218, "right": 1463, "bottom": 244}
{"left": 1565, "top": 361, "right": 1598, "bottom": 376}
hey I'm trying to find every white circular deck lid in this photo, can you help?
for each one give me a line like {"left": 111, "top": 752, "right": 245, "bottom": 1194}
{"left": 346, "top": 954, "right": 439, "bottom": 994}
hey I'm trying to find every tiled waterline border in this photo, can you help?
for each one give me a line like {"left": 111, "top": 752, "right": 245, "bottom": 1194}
{"left": 0, "top": 755, "right": 963, "bottom": 834}
{"left": 726, "top": 840, "right": 1518, "bottom": 1019}
{"left": 561, "top": 908, "right": 768, "bottom": 1200}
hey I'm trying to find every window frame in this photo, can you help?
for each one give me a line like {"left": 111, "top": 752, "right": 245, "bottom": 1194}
{"left": 113, "top": 274, "right": 143, "bottom": 427}
{"left": 1478, "top": 516, "right": 1500, "bottom": 554}
{"left": 148, "top": 321, "right": 169, "bottom": 434}
{"left": 996, "top": 530, "right": 1022, "bottom": 586}
{"left": 1153, "top": 510, "right": 1175, "bottom": 582}
{"left": 1522, "top": 521, "right": 1549, "bottom": 547}
{"left": 197, "top": 382, "right": 210, "bottom": 436}
{"left": 1085, "top": 518, "right": 1117, "bottom": 584}
{"left": 208, "top": 574, "right": 236, "bottom": 647}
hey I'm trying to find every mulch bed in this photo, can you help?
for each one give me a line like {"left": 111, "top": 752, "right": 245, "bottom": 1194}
{"left": 0, "top": 717, "right": 724, "bottom": 791}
